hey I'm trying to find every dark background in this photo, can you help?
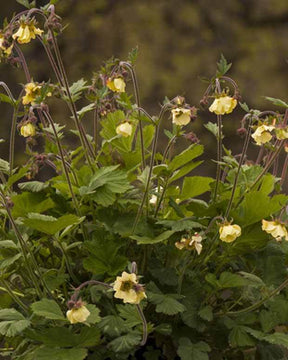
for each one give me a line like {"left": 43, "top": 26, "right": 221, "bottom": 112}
{"left": 1, "top": 0, "right": 288, "bottom": 172}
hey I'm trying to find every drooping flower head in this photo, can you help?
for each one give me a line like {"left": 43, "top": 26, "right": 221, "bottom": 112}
{"left": 66, "top": 300, "right": 90, "bottom": 324}
{"left": 171, "top": 107, "right": 191, "bottom": 126}
{"left": 107, "top": 77, "right": 126, "bottom": 93}
{"left": 116, "top": 122, "right": 133, "bottom": 137}
{"left": 12, "top": 19, "right": 43, "bottom": 44}
{"left": 113, "top": 271, "right": 146, "bottom": 304}
{"left": 251, "top": 124, "right": 275, "bottom": 146}
{"left": 175, "top": 233, "right": 203, "bottom": 255}
{"left": 219, "top": 223, "right": 241, "bottom": 243}
{"left": 209, "top": 95, "right": 237, "bottom": 115}
{"left": 262, "top": 219, "right": 288, "bottom": 241}
{"left": 20, "top": 123, "right": 36, "bottom": 138}
{"left": 22, "top": 82, "right": 42, "bottom": 105}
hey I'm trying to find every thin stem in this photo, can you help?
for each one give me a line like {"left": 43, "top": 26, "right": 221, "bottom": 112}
{"left": 43, "top": 110, "right": 80, "bottom": 216}
{"left": 136, "top": 304, "right": 148, "bottom": 346}
{"left": 49, "top": 30, "right": 95, "bottom": 164}
{"left": 1, "top": 195, "right": 42, "bottom": 297}
{"left": 225, "top": 116, "right": 253, "bottom": 218}
{"left": 162, "top": 135, "right": 177, "bottom": 163}
{"left": 93, "top": 106, "right": 98, "bottom": 156}
{"left": 0, "top": 82, "right": 18, "bottom": 177}
{"left": 70, "top": 279, "right": 112, "bottom": 303}
{"left": 132, "top": 123, "right": 159, "bottom": 233}
{"left": 120, "top": 62, "right": 145, "bottom": 170}
{"left": 0, "top": 279, "right": 29, "bottom": 313}
{"left": 213, "top": 78, "right": 223, "bottom": 202}
{"left": 14, "top": 44, "right": 31, "bottom": 82}
{"left": 54, "top": 236, "right": 79, "bottom": 284}
{"left": 217, "top": 277, "right": 288, "bottom": 317}
{"left": 255, "top": 146, "right": 264, "bottom": 165}
{"left": 281, "top": 153, "right": 288, "bottom": 186}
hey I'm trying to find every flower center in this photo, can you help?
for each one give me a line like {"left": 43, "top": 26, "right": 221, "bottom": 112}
{"left": 120, "top": 280, "right": 134, "bottom": 292}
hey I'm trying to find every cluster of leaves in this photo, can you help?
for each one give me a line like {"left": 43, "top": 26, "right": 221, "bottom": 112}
{"left": 0, "top": 2, "right": 288, "bottom": 360}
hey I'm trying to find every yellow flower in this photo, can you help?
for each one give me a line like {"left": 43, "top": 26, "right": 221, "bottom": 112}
{"left": 22, "top": 82, "right": 41, "bottom": 105}
{"left": 219, "top": 224, "right": 241, "bottom": 243}
{"left": 275, "top": 128, "right": 288, "bottom": 140}
{"left": 251, "top": 124, "right": 274, "bottom": 146}
{"left": 107, "top": 77, "right": 126, "bottom": 92}
{"left": 171, "top": 108, "right": 191, "bottom": 126}
{"left": 12, "top": 21, "right": 43, "bottom": 44}
{"left": 113, "top": 271, "right": 146, "bottom": 304}
{"left": 20, "top": 123, "right": 36, "bottom": 137}
{"left": 209, "top": 96, "right": 237, "bottom": 115}
{"left": 116, "top": 122, "right": 132, "bottom": 137}
{"left": 0, "top": 34, "right": 13, "bottom": 55}
{"left": 262, "top": 219, "right": 288, "bottom": 241}
{"left": 66, "top": 305, "right": 90, "bottom": 324}
{"left": 175, "top": 234, "right": 203, "bottom": 255}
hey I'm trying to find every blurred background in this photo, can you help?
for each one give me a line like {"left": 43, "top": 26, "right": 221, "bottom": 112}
{"left": 1, "top": 0, "right": 288, "bottom": 176}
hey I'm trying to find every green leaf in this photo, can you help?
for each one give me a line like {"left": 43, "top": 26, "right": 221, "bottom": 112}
{"left": 83, "top": 237, "right": 127, "bottom": 276}
{"left": 31, "top": 299, "right": 65, "bottom": 320}
{"left": 108, "top": 332, "right": 141, "bottom": 353}
{"left": 0, "top": 253, "right": 22, "bottom": 270}
{"left": 181, "top": 176, "right": 213, "bottom": 200}
{"left": 198, "top": 306, "right": 213, "bottom": 322}
{"left": 23, "top": 214, "right": 84, "bottom": 235}
{"left": 117, "top": 304, "right": 142, "bottom": 328}
{"left": 216, "top": 54, "right": 232, "bottom": 76}
{"left": 232, "top": 192, "right": 288, "bottom": 227}
{"left": 26, "top": 326, "right": 100, "bottom": 348}
{"left": 0, "top": 159, "right": 10, "bottom": 174}
{"left": 156, "top": 219, "right": 204, "bottom": 232}
{"left": 130, "top": 230, "right": 175, "bottom": 245}
{"left": 79, "top": 165, "right": 131, "bottom": 207}
{"left": 148, "top": 292, "right": 186, "bottom": 315}
{"left": 229, "top": 326, "right": 255, "bottom": 348}
{"left": 246, "top": 327, "right": 288, "bottom": 349}
{"left": 177, "top": 337, "right": 210, "bottom": 360}
{"left": 204, "top": 122, "right": 220, "bottom": 138}
{"left": 265, "top": 96, "right": 288, "bottom": 108}
{"left": 169, "top": 161, "right": 203, "bottom": 183}
{"left": 12, "top": 192, "right": 54, "bottom": 218}
{"left": 64, "top": 79, "right": 88, "bottom": 102}
{"left": 0, "top": 308, "right": 30, "bottom": 337}
{"left": 76, "top": 103, "right": 96, "bottom": 119}
{"left": 168, "top": 144, "right": 203, "bottom": 172}
{"left": 98, "top": 315, "right": 129, "bottom": 337}
{"left": 32, "top": 347, "right": 88, "bottom": 360}
{"left": 18, "top": 181, "right": 49, "bottom": 193}
{"left": 128, "top": 46, "right": 138, "bottom": 64}
{"left": 85, "top": 304, "right": 101, "bottom": 324}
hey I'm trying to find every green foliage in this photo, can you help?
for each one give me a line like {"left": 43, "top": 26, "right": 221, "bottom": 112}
{"left": 177, "top": 338, "right": 211, "bottom": 360}
{"left": 31, "top": 299, "right": 65, "bottom": 320}
{"left": 0, "top": 309, "right": 30, "bottom": 337}
{"left": 1, "top": 4, "right": 288, "bottom": 359}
